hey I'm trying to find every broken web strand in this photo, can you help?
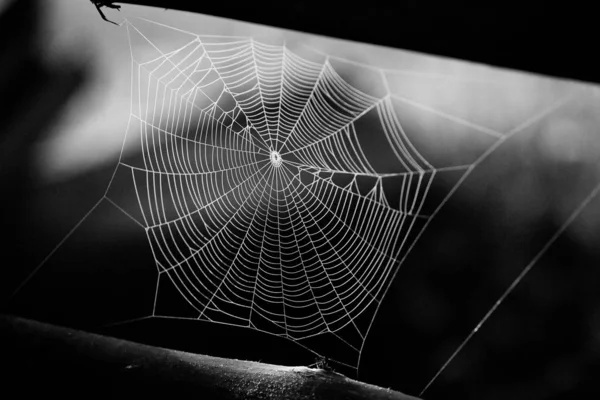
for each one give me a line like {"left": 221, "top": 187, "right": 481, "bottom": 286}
{"left": 7, "top": 16, "right": 594, "bottom": 391}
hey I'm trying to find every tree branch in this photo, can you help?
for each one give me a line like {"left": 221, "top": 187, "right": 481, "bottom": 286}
{"left": 0, "top": 315, "right": 420, "bottom": 399}
{"left": 101, "top": 1, "right": 599, "bottom": 84}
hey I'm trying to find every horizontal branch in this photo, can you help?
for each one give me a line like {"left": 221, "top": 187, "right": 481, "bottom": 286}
{"left": 108, "top": 1, "right": 599, "bottom": 84}
{"left": 0, "top": 315, "right": 420, "bottom": 400}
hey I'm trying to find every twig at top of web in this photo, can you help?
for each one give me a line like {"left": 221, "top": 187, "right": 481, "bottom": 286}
{"left": 90, "top": 1, "right": 122, "bottom": 26}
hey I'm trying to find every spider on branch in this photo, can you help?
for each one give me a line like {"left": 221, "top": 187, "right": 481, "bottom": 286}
{"left": 314, "top": 355, "right": 335, "bottom": 372}
{"left": 90, "top": 1, "right": 121, "bottom": 25}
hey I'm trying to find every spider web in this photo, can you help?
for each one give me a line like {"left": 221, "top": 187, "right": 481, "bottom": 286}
{"left": 101, "top": 18, "right": 494, "bottom": 370}
{"left": 11, "top": 16, "right": 588, "bottom": 376}
{"left": 109, "top": 19, "right": 449, "bottom": 369}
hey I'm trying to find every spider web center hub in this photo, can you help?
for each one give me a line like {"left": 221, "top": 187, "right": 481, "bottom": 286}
{"left": 270, "top": 150, "right": 283, "bottom": 167}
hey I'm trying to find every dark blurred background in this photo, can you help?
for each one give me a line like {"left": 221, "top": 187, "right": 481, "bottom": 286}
{"left": 1, "top": 1, "right": 599, "bottom": 400}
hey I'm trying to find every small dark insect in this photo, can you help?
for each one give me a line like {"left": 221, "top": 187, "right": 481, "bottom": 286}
{"left": 314, "top": 355, "right": 334, "bottom": 372}
{"left": 90, "top": 1, "right": 121, "bottom": 25}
